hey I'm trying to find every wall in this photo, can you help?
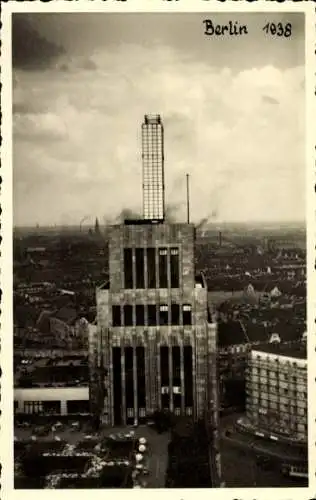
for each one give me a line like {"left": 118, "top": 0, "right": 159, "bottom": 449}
{"left": 15, "top": 387, "right": 89, "bottom": 402}
{"left": 108, "top": 223, "right": 195, "bottom": 293}
{"left": 246, "top": 350, "right": 307, "bottom": 443}
{"left": 91, "top": 222, "right": 218, "bottom": 426}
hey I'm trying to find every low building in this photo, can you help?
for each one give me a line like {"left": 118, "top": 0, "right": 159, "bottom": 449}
{"left": 14, "top": 355, "right": 90, "bottom": 416}
{"left": 49, "top": 308, "right": 89, "bottom": 347}
{"left": 244, "top": 341, "right": 307, "bottom": 444}
{"left": 14, "top": 387, "right": 89, "bottom": 416}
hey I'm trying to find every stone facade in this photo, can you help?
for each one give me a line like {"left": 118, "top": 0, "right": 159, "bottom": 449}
{"left": 90, "top": 222, "right": 218, "bottom": 430}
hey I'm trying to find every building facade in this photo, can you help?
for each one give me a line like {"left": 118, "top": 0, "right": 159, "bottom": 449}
{"left": 14, "top": 387, "right": 89, "bottom": 416}
{"left": 89, "top": 222, "right": 219, "bottom": 428}
{"left": 245, "top": 342, "right": 307, "bottom": 444}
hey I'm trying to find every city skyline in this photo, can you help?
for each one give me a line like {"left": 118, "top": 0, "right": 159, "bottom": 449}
{"left": 13, "top": 13, "right": 305, "bottom": 226}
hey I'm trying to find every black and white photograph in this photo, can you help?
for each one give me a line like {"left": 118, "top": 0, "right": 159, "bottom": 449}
{"left": 1, "top": 4, "right": 314, "bottom": 495}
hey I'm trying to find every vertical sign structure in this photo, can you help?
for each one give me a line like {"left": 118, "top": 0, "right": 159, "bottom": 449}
{"left": 142, "top": 114, "right": 165, "bottom": 221}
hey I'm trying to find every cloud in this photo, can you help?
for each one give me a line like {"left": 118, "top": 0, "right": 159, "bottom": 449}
{"left": 14, "top": 112, "right": 67, "bottom": 142}
{"left": 55, "top": 56, "right": 98, "bottom": 73}
{"left": 13, "top": 43, "right": 304, "bottom": 226}
{"left": 12, "top": 15, "right": 64, "bottom": 70}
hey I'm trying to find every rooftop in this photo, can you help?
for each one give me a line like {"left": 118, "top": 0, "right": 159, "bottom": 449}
{"left": 252, "top": 341, "right": 307, "bottom": 360}
{"left": 53, "top": 307, "right": 78, "bottom": 324}
{"left": 218, "top": 320, "right": 248, "bottom": 347}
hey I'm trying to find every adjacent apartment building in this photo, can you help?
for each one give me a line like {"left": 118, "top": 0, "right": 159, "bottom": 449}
{"left": 244, "top": 340, "right": 307, "bottom": 444}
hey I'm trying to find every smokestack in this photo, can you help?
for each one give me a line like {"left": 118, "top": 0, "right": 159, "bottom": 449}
{"left": 219, "top": 231, "right": 222, "bottom": 247}
{"left": 142, "top": 114, "right": 165, "bottom": 222}
{"left": 186, "top": 173, "right": 190, "bottom": 224}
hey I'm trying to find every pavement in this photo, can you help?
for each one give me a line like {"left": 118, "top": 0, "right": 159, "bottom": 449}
{"left": 220, "top": 414, "right": 306, "bottom": 462}
{"left": 15, "top": 424, "right": 170, "bottom": 488}
{"left": 219, "top": 413, "right": 308, "bottom": 488}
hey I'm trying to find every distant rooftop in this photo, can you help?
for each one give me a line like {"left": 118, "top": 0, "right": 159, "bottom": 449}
{"left": 252, "top": 341, "right": 307, "bottom": 360}
{"left": 52, "top": 307, "right": 78, "bottom": 325}
{"left": 218, "top": 320, "right": 248, "bottom": 347}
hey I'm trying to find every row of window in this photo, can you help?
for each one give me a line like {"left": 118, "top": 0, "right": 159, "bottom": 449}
{"left": 249, "top": 396, "right": 306, "bottom": 408}
{"left": 124, "top": 247, "right": 180, "bottom": 289}
{"left": 111, "top": 345, "right": 193, "bottom": 423}
{"left": 252, "top": 417, "right": 307, "bottom": 434}
{"left": 248, "top": 382, "right": 307, "bottom": 398}
{"left": 127, "top": 408, "right": 146, "bottom": 418}
{"left": 17, "top": 400, "right": 90, "bottom": 414}
{"left": 112, "top": 303, "right": 192, "bottom": 327}
{"left": 249, "top": 389, "right": 307, "bottom": 401}
{"left": 252, "top": 357, "right": 306, "bottom": 369}
{"left": 251, "top": 399, "right": 307, "bottom": 415}
{"left": 251, "top": 368, "right": 306, "bottom": 382}
{"left": 126, "top": 407, "right": 192, "bottom": 418}
{"left": 256, "top": 419, "right": 307, "bottom": 432}
{"left": 250, "top": 379, "right": 307, "bottom": 393}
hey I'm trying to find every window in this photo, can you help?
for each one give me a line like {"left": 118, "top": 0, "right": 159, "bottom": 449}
{"left": 148, "top": 305, "right": 157, "bottom": 326}
{"left": 127, "top": 408, "right": 134, "bottom": 418}
{"left": 160, "top": 346, "right": 169, "bottom": 386}
{"left": 112, "top": 306, "right": 121, "bottom": 327}
{"left": 136, "top": 305, "right": 145, "bottom": 326}
{"left": 67, "top": 400, "right": 90, "bottom": 414}
{"left": 124, "top": 249, "right": 133, "bottom": 289}
{"left": 124, "top": 305, "right": 133, "bottom": 326}
{"left": 136, "top": 346, "right": 146, "bottom": 407}
{"left": 160, "top": 346, "right": 170, "bottom": 410}
{"left": 172, "top": 346, "right": 181, "bottom": 383}
{"left": 159, "top": 248, "right": 168, "bottom": 288}
{"left": 23, "top": 401, "right": 42, "bottom": 414}
{"left": 147, "top": 248, "right": 156, "bottom": 288}
{"left": 159, "top": 305, "right": 169, "bottom": 325}
{"left": 171, "top": 304, "right": 180, "bottom": 325}
{"left": 113, "top": 347, "right": 122, "bottom": 425}
{"left": 135, "top": 249, "right": 145, "bottom": 289}
{"left": 14, "top": 401, "right": 18, "bottom": 411}
{"left": 125, "top": 347, "right": 134, "bottom": 411}
{"left": 184, "top": 345, "right": 193, "bottom": 407}
{"left": 139, "top": 408, "right": 146, "bottom": 418}
{"left": 183, "top": 304, "right": 192, "bottom": 325}
{"left": 42, "top": 401, "right": 60, "bottom": 415}
{"left": 170, "top": 247, "right": 179, "bottom": 288}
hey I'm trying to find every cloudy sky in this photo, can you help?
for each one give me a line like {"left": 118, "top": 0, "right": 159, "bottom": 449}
{"left": 13, "top": 13, "right": 305, "bottom": 227}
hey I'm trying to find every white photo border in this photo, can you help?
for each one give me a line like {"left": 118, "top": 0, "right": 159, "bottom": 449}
{"left": 1, "top": 2, "right": 315, "bottom": 499}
